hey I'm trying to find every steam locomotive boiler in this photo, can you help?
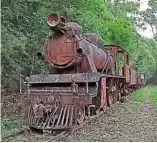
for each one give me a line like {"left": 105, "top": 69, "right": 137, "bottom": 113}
{"left": 38, "top": 14, "right": 115, "bottom": 74}
{"left": 24, "top": 13, "right": 145, "bottom": 130}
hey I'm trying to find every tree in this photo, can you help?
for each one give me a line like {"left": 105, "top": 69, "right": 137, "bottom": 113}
{"left": 1, "top": 0, "right": 157, "bottom": 94}
{"left": 138, "top": 0, "right": 157, "bottom": 38}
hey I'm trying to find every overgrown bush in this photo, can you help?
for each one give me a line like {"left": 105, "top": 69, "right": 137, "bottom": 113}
{"left": 1, "top": 0, "right": 157, "bottom": 95}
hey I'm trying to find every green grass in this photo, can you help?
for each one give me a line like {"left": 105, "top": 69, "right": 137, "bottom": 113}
{"left": 149, "top": 86, "right": 157, "bottom": 105}
{"left": 132, "top": 87, "right": 147, "bottom": 102}
{"left": 1, "top": 119, "right": 20, "bottom": 138}
{"left": 133, "top": 86, "right": 157, "bottom": 105}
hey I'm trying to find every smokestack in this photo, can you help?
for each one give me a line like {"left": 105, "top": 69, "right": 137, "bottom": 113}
{"left": 47, "top": 13, "right": 67, "bottom": 32}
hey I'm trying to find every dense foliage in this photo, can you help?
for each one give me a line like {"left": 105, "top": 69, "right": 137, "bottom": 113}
{"left": 1, "top": 0, "right": 157, "bottom": 94}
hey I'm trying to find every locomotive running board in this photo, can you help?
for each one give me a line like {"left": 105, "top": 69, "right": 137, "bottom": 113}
{"left": 27, "top": 73, "right": 101, "bottom": 83}
{"left": 27, "top": 73, "right": 125, "bottom": 84}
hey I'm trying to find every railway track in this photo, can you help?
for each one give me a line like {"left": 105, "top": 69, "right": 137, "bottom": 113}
{"left": 2, "top": 106, "right": 112, "bottom": 142}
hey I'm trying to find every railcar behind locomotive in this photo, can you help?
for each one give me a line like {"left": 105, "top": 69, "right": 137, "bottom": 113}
{"left": 24, "top": 13, "right": 145, "bottom": 130}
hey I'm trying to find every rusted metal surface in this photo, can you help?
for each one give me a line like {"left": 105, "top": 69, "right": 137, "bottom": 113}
{"left": 100, "top": 77, "right": 107, "bottom": 109}
{"left": 137, "top": 73, "right": 145, "bottom": 87}
{"left": 47, "top": 13, "right": 67, "bottom": 30}
{"left": 28, "top": 73, "right": 100, "bottom": 83}
{"left": 106, "top": 45, "right": 129, "bottom": 75}
{"left": 44, "top": 34, "right": 115, "bottom": 73}
{"left": 130, "top": 68, "right": 137, "bottom": 85}
{"left": 124, "top": 64, "right": 130, "bottom": 82}
{"left": 27, "top": 93, "right": 93, "bottom": 130}
{"left": 26, "top": 71, "right": 98, "bottom": 130}
{"left": 84, "top": 33, "right": 104, "bottom": 47}
{"left": 22, "top": 13, "right": 146, "bottom": 131}
{"left": 65, "top": 22, "right": 83, "bottom": 35}
{"left": 42, "top": 14, "right": 116, "bottom": 73}
{"left": 45, "top": 34, "right": 77, "bottom": 68}
{"left": 137, "top": 73, "right": 142, "bottom": 86}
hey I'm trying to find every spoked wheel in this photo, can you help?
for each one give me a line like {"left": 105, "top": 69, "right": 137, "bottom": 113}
{"left": 91, "top": 96, "right": 101, "bottom": 115}
{"left": 114, "top": 85, "right": 120, "bottom": 103}
{"left": 107, "top": 94, "right": 114, "bottom": 107}
{"left": 117, "top": 91, "right": 121, "bottom": 102}
{"left": 77, "top": 106, "right": 85, "bottom": 124}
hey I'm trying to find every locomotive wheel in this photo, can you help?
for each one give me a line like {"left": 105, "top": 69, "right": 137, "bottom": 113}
{"left": 117, "top": 91, "right": 121, "bottom": 102}
{"left": 114, "top": 84, "right": 120, "bottom": 103}
{"left": 77, "top": 107, "right": 85, "bottom": 124}
{"left": 107, "top": 94, "right": 114, "bottom": 107}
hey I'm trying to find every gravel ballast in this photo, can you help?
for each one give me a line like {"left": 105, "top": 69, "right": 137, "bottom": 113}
{"left": 4, "top": 99, "right": 157, "bottom": 142}
{"left": 58, "top": 101, "right": 157, "bottom": 142}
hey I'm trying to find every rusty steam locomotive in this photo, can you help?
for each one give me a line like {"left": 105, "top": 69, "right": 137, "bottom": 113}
{"left": 24, "top": 13, "right": 145, "bottom": 130}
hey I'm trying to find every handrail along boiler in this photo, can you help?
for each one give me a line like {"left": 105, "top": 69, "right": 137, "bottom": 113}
{"left": 25, "top": 13, "right": 145, "bottom": 130}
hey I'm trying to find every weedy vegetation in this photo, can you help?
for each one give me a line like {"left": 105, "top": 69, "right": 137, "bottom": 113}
{"left": 1, "top": 119, "right": 21, "bottom": 138}
{"left": 133, "top": 86, "right": 157, "bottom": 105}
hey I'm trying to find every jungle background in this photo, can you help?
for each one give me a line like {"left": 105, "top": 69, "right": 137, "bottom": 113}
{"left": 1, "top": 0, "right": 157, "bottom": 95}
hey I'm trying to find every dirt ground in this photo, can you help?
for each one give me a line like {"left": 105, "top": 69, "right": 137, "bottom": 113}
{"left": 2, "top": 90, "right": 157, "bottom": 142}
{"left": 59, "top": 100, "right": 157, "bottom": 142}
